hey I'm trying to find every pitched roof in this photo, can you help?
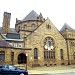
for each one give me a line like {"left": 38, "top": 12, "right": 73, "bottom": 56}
{"left": 0, "top": 27, "right": 17, "bottom": 34}
{"left": 60, "top": 23, "right": 74, "bottom": 31}
{"left": 9, "top": 28, "right": 17, "bottom": 33}
{"left": 0, "top": 40, "right": 13, "bottom": 48}
{"left": 22, "top": 10, "right": 38, "bottom": 21}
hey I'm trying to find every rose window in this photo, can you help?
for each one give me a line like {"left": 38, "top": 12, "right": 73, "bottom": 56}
{"left": 44, "top": 37, "right": 54, "bottom": 50}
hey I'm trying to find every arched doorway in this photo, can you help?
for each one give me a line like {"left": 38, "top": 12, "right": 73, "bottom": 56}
{"left": 18, "top": 53, "right": 26, "bottom": 64}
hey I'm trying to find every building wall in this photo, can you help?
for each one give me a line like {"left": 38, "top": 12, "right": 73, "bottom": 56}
{"left": 25, "top": 18, "right": 68, "bottom": 67}
{"left": 61, "top": 30, "right": 75, "bottom": 64}
{"left": 0, "top": 11, "right": 75, "bottom": 67}
{"left": 15, "top": 20, "right": 43, "bottom": 38}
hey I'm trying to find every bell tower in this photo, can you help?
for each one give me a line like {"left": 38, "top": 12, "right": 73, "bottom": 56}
{"left": 2, "top": 12, "right": 11, "bottom": 34}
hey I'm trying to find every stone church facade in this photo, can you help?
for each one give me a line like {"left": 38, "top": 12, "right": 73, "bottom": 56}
{"left": 0, "top": 10, "right": 75, "bottom": 67}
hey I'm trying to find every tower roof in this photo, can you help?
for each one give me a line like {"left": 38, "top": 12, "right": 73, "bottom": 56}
{"left": 22, "top": 10, "right": 38, "bottom": 21}
{"left": 60, "top": 23, "right": 74, "bottom": 31}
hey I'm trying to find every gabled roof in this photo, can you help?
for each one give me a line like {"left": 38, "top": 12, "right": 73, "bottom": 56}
{"left": 0, "top": 40, "right": 13, "bottom": 48}
{"left": 60, "top": 23, "right": 74, "bottom": 31}
{"left": 22, "top": 10, "right": 38, "bottom": 21}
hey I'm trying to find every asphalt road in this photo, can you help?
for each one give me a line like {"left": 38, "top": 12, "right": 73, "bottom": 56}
{"left": 29, "top": 72, "right": 75, "bottom": 75}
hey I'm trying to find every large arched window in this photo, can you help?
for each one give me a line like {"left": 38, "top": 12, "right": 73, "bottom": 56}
{"left": 44, "top": 37, "right": 55, "bottom": 60}
{"left": 44, "top": 37, "right": 54, "bottom": 50}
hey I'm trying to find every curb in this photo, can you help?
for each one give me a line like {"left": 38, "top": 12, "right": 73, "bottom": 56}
{"left": 28, "top": 69, "right": 75, "bottom": 74}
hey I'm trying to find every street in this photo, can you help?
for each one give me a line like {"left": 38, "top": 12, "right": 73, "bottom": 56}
{"left": 29, "top": 72, "right": 75, "bottom": 75}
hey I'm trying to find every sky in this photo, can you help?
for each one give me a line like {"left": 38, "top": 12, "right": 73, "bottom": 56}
{"left": 0, "top": 0, "right": 75, "bottom": 30}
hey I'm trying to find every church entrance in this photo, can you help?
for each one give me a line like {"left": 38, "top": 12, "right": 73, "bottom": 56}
{"left": 18, "top": 53, "right": 27, "bottom": 64}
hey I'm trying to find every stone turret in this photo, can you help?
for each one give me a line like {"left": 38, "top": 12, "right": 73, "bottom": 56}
{"left": 2, "top": 12, "right": 11, "bottom": 34}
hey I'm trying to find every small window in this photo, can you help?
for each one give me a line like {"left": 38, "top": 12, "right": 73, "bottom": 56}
{"left": 46, "top": 24, "right": 51, "bottom": 29}
{"left": 24, "top": 25, "right": 27, "bottom": 30}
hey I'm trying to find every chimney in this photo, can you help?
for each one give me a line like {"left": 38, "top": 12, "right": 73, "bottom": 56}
{"left": 2, "top": 12, "right": 11, "bottom": 34}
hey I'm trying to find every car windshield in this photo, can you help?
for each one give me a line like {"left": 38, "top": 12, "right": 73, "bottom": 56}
{"left": 0, "top": 64, "right": 17, "bottom": 70}
{"left": 9, "top": 65, "right": 16, "bottom": 70}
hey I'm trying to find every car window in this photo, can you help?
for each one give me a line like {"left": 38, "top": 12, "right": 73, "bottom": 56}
{"left": 9, "top": 65, "right": 16, "bottom": 70}
{"left": 0, "top": 65, "right": 6, "bottom": 68}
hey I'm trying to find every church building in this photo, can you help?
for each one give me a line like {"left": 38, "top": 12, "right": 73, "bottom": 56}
{"left": 0, "top": 10, "right": 75, "bottom": 67}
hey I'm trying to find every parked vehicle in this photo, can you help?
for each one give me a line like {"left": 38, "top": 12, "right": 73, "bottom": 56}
{"left": 0, "top": 64, "right": 28, "bottom": 75}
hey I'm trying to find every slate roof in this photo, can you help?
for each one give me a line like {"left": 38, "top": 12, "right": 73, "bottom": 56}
{"left": 0, "top": 40, "right": 13, "bottom": 48}
{"left": 9, "top": 28, "right": 17, "bottom": 33}
{"left": 22, "top": 10, "right": 38, "bottom": 21}
{"left": 0, "top": 27, "right": 17, "bottom": 34}
{"left": 60, "top": 23, "right": 74, "bottom": 31}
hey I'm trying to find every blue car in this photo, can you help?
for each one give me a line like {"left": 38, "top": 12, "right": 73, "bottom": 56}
{"left": 0, "top": 64, "right": 28, "bottom": 75}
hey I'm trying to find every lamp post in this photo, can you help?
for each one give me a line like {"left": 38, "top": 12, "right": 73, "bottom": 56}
{"left": 26, "top": 54, "right": 28, "bottom": 70}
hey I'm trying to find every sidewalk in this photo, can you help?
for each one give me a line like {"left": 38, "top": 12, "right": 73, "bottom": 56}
{"left": 28, "top": 65, "right": 75, "bottom": 74}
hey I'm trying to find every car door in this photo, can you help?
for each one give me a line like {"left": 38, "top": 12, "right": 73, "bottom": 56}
{"left": 1, "top": 65, "right": 18, "bottom": 75}
{"left": 7, "top": 65, "right": 18, "bottom": 75}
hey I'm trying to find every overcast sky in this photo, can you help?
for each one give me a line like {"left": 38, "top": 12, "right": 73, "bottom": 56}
{"left": 0, "top": 0, "right": 75, "bottom": 30}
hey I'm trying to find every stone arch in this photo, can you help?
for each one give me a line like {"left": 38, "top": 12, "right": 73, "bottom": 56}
{"left": 41, "top": 35, "right": 56, "bottom": 47}
{"left": 18, "top": 53, "right": 27, "bottom": 64}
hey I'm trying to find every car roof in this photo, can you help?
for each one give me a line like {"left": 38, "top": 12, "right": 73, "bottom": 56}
{"left": 0, "top": 64, "right": 10, "bottom": 66}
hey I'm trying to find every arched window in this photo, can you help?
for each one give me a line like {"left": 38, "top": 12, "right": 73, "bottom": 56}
{"left": 44, "top": 37, "right": 55, "bottom": 60}
{"left": 0, "top": 51, "right": 5, "bottom": 62}
{"left": 44, "top": 37, "right": 54, "bottom": 50}
{"left": 18, "top": 26, "right": 20, "bottom": 31}
{"left": 24, "top": 25, "right": 27, "bottom": 30}
{"left": 60, "top": 49, "right": 63, "bottom": 59}
{"left": 32, "top": 24, "right": 35, "bottom": 30}
{"left": 73, "top": 52, "right": 75, "bottom": 59}
{"left": 34, "top": 48, "right": 38, "bottom": 59}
